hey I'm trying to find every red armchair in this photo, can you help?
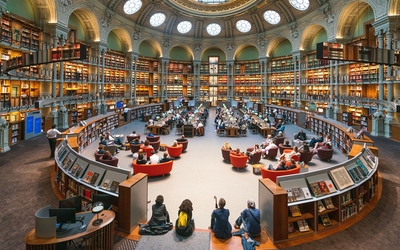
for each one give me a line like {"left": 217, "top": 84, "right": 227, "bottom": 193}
{"left": 94, "top": 151, "right": 104, "bottom": 161}
{"left": 264, "top": 147, "right": 278, "bottom": 160}
{"left": 221, "top": 148, "right": 231, "bottom": 163}
{"left": 299, "top": 150, "right": 313, "bottom": 163}
{"left": 146, "top": 135, "right": 160, "bottom": 142}
{"left": 279, "top": 143, "right": 293, "bottom": 155}
{"left": 140, "top": 145, "right": 154, "bottom": 157}
{"left": 230, "top": 153, "right": 248, "bottom": 169}
{"left": 167, "top": 144, "right": 183, "bottom": 158}
{"left": 260, "top": 164, "right": 300, "bottom": 183}
{"left": 98, "top": 156, "right": 119, "bottom": 167}
{"left": 130, "top": 143, "right": 143, "bottom": 154}
{"left": 317, "top": 148, "right": 334, "bottom": 161}
{"left": 150, "top": 140, "right": 161, "bottom": 152}
{"left": 132, "top": 159, "right": 173, "bottom": 177}
{"left": 177, "top": 140, "right": 188, "bottom": 152}
{"left": 127, "top": 135, "right": 141, "bottom": 142}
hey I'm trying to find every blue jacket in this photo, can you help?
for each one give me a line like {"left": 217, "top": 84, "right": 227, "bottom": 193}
{"left": 241, "top": 208, "right": 261, "bottom": 236}
{"left": 211, "top": 208, "right": 232, "bottom": 239}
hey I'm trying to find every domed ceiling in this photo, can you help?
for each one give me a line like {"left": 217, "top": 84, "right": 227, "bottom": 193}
{"left": 106, "top": 0, "right": 323, "bottom": 40}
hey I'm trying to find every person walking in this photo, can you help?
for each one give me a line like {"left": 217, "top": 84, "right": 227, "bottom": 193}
{"left": 46, "top": 124, "right": 61, "bottom": 158}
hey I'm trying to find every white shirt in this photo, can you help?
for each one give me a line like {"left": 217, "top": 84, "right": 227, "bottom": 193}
{"left": 47, "top": 128, "right": 61, "bottom": 139}
{"left": 149, "top": 154, "right": 159, "bottom": 164}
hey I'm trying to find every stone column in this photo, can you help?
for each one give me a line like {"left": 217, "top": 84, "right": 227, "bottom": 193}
{"left": 371, "top": 30, "right": 386, "bottom": 136}
{"left": 100, "top": 48, "right": 107, "bottom": 114}
{"left": 47, "top": 35, "right": 59, "bottom": 125}
{"left": 0, "top": 117, "right": 10, "bottom": 153}
{"left": 57, "top": 35, "right": 68, "bottom": 128}
{"left": 326, "top": 60, "right": 334, "bottom": 118}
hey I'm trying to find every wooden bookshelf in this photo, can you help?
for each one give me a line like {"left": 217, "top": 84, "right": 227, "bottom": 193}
{"left": 261, "top": 146, "right": 380, "bottom": 244}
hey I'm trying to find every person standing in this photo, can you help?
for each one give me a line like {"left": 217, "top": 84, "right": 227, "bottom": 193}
{"left": 210, "top": 198, "right": 232, "bottom": 239}
{"left": 46, "top": 124, "right": 61, "bottom": 158}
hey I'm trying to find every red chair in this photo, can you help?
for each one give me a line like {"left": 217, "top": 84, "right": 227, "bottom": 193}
{"left": 132, "top": 159, "right": 173, "bottom": 177}
{"left": 260, "top": 164, "right": 301, "bottom": 183}
{"left": 230, "top": 153, "right": 248, "bottom": 169}
{"left": 264, "top": 147, "right": 278, "bottom": 160}
{"left": 98, "top": 156, "right": 119, "bottom": 167}
{"left": 291, "top": 154, "right": 301, "bottom": 162}
{"left": 130, "top": 143, "right": 143, "bottom": 154}
{"left": 146, "top": 135, "right": 160, "bottom": 142}
{"left": 150, "top": 140, "right": 161, "bottom": 152}
{"left": 279, "top": 143, "right": 293, "bottom": 155}
{"left": 94, "top": 151, "right": 104, "bottom": 161}
{"left": 127, "top": 135, "right": 141, "bottom": 142}
{"left": 249, "top": 151, "right": 262, "bottom": 164}
{"left": 177, "top": 140, "right": 188, "bottom": 152}
{"left": 221, "top": 148, "right": 231, "bottom": 163}
{"left": 317, "top": 148, "right": 334, "bottom": 161}
{"left": 140, "top": 145, "right": 154, "bottom": 157}
{"left": 167, "top": 144, "right": 183, "bottom": 158}
{"left": 299, "top": 150, "right": 313, "bottom": 163}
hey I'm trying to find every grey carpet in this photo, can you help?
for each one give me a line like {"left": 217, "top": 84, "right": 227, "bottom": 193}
{"left": 135, "top": 230, "right": 210, "bottom": 250}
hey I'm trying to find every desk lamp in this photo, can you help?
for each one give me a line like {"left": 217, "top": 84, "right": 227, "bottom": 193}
{"left": 92, "top": 201, "right": 104, "bottom": 226}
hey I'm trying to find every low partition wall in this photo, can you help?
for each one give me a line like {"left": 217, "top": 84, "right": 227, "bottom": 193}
{"left": 259, "top": 145, "right": 380, "bottom": 244}
{"left": 54, "top": 139, "right": 148, "bottom": 233}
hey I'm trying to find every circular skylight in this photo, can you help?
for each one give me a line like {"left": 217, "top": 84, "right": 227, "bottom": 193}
{"left": 206, "top": 23, "right": 222, "bottom": 36}
{"left": 289, "top": 0, "right": 309, "bottom": 11}
{"left": 177, "top": 21, "right": 192, "bottom": 34}
{"left": 149, "top": 13, "right": 166, "bottom": 27}
{"left": 263, "top": 10, "right": 281, "bottom": 25}
{"left": 123, "top": 0, "right": 142, "bottom": 15}
{"left": 236, "top": 20, "right": 251, "bottom": 33}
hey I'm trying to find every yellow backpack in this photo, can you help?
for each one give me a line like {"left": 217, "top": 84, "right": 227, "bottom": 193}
{"left": 177, "top": 211, "right": 188, "bottom": 228}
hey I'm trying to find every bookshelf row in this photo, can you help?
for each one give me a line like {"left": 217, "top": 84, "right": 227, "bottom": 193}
{"left": 260, "top": 146, "right": 379, "bottom": 243}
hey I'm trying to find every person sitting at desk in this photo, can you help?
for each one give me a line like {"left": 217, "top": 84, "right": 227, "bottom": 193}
{"left": 196, "top": 121, "right": 204, "bottom": 136}
{"left": 159, "top": 152, "right": 175, "bottom": 163}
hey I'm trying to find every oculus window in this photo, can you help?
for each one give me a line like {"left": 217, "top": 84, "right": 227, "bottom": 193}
{"left": 206, "top": 23, "right": 222, "bottom": 36}
{"left": 150, "top": 13, "right": 166, "bottom": 27}
{"left": 123, "top": 0, "right": 142, "bottom": 15}
{"left": 289, "top": 0, "right": 309, "bottom": 11}
{"left": 177, "top": 21, "right": 192, "bottom": 34}
{"left": 236, "top": 20, "right": 251, "bottom": 33}
{"left": 263, "top": 10, "right": 281, "bottom": 25}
